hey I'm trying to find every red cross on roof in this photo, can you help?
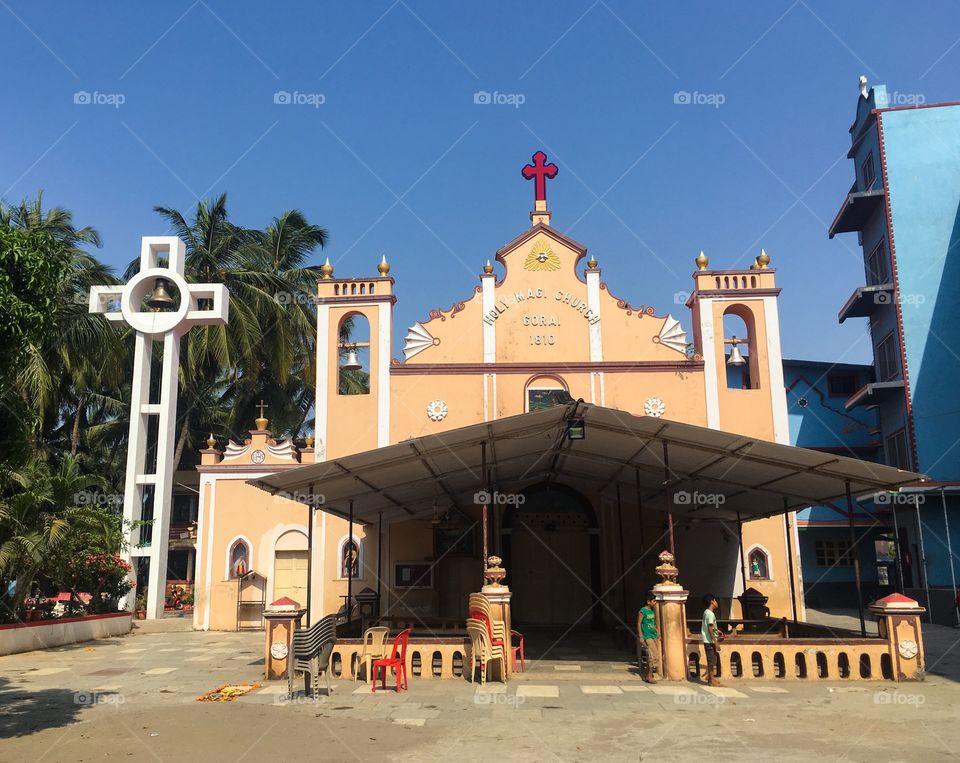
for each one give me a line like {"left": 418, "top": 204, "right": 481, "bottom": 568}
{"left": 522, "top": 151, "right": 559, "bottom": 203}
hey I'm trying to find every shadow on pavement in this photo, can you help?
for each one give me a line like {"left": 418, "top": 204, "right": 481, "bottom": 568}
{"left": 0, "top": 675, "right": 85, "bottom": 739}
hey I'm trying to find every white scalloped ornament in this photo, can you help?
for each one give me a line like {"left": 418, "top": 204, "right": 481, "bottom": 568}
{"left": 644, "top": 397, "right": 666, "bottom": 418}
{"left": 426, "top": 399, "right": 448, "bottom": 421}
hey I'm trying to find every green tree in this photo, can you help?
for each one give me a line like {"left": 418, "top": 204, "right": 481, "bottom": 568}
{"left": 0, "top": 454, "right": 103, "bottom": 620}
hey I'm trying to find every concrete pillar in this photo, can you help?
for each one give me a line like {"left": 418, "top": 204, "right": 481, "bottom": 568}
{"left": 263, "top": 597, "right": 305, "bottom": 681}
{"left": 652, "top": 550, "right": 690, "bottom": 682}
{"left": 869, "top": 593, "right": 926, "bottom": 681}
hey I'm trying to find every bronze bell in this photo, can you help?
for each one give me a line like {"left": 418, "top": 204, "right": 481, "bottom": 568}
{"left": 727, "top": 337, "right": 747, "bottom": 367}
{"left": 146, "top": 278, "right": 176, "bottom": 311}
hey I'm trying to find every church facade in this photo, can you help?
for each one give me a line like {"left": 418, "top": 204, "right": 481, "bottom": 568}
{"left": 192, "top": 153, "right": 805, "bottom": 631}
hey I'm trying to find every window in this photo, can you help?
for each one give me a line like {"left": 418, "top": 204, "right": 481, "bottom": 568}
{"left": 748, "top": 547, "right": 770, "bottom": 580}
{"left": 866, "top": 239, "right": 889, "bottom": 285}
{"left": 340, "top": 539, "right": 360, "bottom": 579}
{"left": 815, "top": 539, "right": 853, "bottom": 567}
{"left": 525, "top": 375, "right": 571, "bottom": 411}
{"left": 827, "top": 373, "right": 858, "bottom": 397}
{"left": 861, "top": 151, "right": 876, "bottom": 190}
{"left": 876, "top": 333, "right": 900, "bottom": 381}
{"left": 229, "top": 539, "right": 251, "bottom": 579}
{"left": 886, "top": 429, "right": 911, "bottom": 470}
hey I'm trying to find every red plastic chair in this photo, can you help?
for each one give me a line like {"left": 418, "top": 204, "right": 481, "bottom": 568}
{"left": 371, "top": 628, "right": 411, "bottom": 693}
{"left": 468, "top": 609, "right": 504, "bottom": 649}
{"left": 510, "top": 629, "right": 525, "bottom": 673}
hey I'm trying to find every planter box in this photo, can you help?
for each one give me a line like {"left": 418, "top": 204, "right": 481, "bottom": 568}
{"left": 0, "top": 612, "right": 132, "bottom": 656}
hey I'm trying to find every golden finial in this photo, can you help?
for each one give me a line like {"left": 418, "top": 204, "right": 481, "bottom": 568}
{"left": 304, "top": 434, "right": 314, "bottom": 448}
{"left": 377, "top": 255, "right": 390, "bottom": 275}
{"left": 206, "top": 433, "right": 216, "bottom": 449}
{"left": 320, "top": 257, "right": 334, "bottom": 279}
{"left": 757, "top": 249, "right": 770, "bottom": 268}
{"left": 587, "top": 256, "right": 598, "bottom": 269}
{"left": 750, "top": 261, "right": 760, "bottom": 270}
{"left": 695, "top": 251, "right": 708, "bottom": 271}
{"left": 482, "top": 260, "right": 494, "bottom": 275}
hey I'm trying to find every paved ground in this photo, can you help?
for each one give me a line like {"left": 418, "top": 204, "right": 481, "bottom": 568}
{"left": 2, "top": 618, "right": 960, "bottom": 762}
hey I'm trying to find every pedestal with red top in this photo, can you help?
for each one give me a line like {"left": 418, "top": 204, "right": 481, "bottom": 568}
{"left": 869, "top": 592, "right": 926, "bottom": 681}
{"left": 262, "top": 597, "right": 305, "bottom": 680}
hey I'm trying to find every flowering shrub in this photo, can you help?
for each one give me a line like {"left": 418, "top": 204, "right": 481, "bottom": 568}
{"left": 61, "top": 553, "right": 134, "bottom": 613}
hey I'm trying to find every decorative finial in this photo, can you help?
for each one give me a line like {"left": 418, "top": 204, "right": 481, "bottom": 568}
{"left": 695, "top": 251, "right": 708, "bottom": 271}
{"left": 304, "top": 434, "right": 314, "bottom": 448}
{"left": 482, "top": 259, "right": 494, "bottom": 275}
{"left": 757, "top": 249, "right": 770, "bottom": 268}
{"left": 320, "top": 257, "right": 334, "bottom": 279}
{"left": 206, "top": 433, "right": 216, "bottom": 449}
{"left": 377, "top": 255, "right": 390, "bottom": 275}
{"left": 859, "top": 75, "right": 869, "bottom": 99}
{"left": 750, "top": 261, "right": 760, "bottom": 270}
{"left": 587, "top": 256, "right": 598, "bottom": 269}
{"left": 255, "top": 399, "right": 269, "bottom": 431}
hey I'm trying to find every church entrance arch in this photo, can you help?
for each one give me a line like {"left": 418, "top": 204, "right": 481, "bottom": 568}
{"left": 502, "top": 483, "right": 601, "bottom": 628}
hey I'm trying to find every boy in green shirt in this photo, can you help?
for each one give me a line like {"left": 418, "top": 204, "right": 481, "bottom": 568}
{"left": 701, "top": 593, "right": 722, "bottom": 687}
{"left": 637, "top": 592, "right": 660, "bottom": 683}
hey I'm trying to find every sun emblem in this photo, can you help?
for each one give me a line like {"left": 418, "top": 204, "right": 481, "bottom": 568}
{"left": 524, "top": 239, "right": 561, "bottom": 272}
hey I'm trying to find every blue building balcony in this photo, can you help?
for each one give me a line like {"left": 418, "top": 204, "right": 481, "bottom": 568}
{"left": 828, "top": 187, "right": 886, "bottom": 238}
{"left": 845, "top": 380, "right": 904, "bottom": 410}
{"left": 838, "top": 283, "right": 894, "bottom": 323}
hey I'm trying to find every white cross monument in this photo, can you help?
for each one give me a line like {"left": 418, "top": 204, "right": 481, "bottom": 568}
{"left": 89, "top": 237, "right": 229, "bottom": 619}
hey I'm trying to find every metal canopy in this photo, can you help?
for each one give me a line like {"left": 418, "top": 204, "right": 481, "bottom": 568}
{"left": 250, "top": 402, "right": 924, "bottom": 525}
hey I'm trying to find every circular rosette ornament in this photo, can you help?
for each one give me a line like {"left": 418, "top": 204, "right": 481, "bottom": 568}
{"left": 426, "top": 399, "right": 448, "bottom": 422}
{"left": 644, "top": 397, "right": 666, "bottom": 418}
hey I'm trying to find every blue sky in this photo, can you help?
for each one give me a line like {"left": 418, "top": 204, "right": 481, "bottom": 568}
{"left": 3, "top": 1, "right": 959, "bottom": 364}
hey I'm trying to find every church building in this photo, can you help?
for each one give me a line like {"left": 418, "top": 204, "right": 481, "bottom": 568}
{"left": 192, "top": 151, "right": 834, "bottom": 632}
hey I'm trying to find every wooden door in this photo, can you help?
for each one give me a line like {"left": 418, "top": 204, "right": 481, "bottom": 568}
{"left": 273, "top": 550, "right": 309, "bottom": 606}
{"left": 511, "top": 527, "right": 592, "bottom": 626}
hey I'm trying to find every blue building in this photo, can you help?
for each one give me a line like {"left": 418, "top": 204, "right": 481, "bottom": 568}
{"left": 784, "top": 359, "right": 894, "bottom": 609}
{"left": 829, "top": 78, "right": 960, "bottom": 623}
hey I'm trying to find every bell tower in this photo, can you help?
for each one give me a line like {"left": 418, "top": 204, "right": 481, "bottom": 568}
{"left": 688, "top": 250, "right": 789, "bottom": 444}
{"left": 314, "top": 256, "right": 395, "bottom": 461}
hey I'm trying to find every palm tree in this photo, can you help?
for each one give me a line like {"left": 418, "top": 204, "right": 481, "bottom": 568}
{"left": 147, "top": 195, "right": 328, "bottom": 463}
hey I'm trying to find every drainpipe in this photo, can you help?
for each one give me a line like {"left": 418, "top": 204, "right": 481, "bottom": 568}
{"left": 942, "top": 488, "right": 959, "bottom": 626}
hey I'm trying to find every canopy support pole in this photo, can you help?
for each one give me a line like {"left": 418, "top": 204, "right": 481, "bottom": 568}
{"left": 845, "top": 481, "right": 866, "bottom": 637}
{"left": 942, "top": 488, "right": 959, "bottom": 626}
{"left": 306, "top": 482, "right": 315, "bottom": 627}
{"left": 915, "top": 499, "right": 933, "bottom": 623}
{"left": 348, "top": 498, "right": 354, "bottom": 626}
{"left": 663, "top": 442, "right": 676, "bottom": 556}
{"left": 377, "top": 511, "right": 383, "bottom": 603}
{"left": 890, "top": 497, "right": 905, "bottom": 592}
{"left": 481, "top": 441, "right": 489, "bottom": 579}
{"left": 617, "top": 483, "right": 628, "bottom": 625}
{"left": 736, "top": 512, "right": 748, "bottom": 598}
{"left": 635, "top": 468, "right": 646, "bottom": 552}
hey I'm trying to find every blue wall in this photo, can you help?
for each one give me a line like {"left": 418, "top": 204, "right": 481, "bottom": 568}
{"left": 882, "top": 104, "right": 960, "bottom": 480}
